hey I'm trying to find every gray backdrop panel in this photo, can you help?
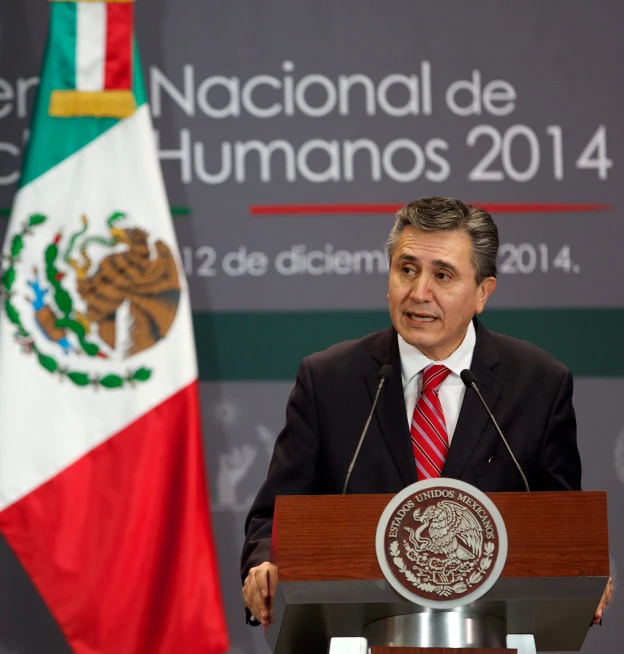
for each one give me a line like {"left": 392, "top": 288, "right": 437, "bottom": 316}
{"left": 0, "top": 2, "right": 622, "bottom": 653}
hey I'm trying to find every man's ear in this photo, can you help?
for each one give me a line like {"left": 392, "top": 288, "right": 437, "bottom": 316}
{"left": 475, "top": 277, "right": 497, "bottom": 314}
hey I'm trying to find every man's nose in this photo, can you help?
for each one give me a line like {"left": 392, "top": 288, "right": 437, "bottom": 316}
{"left": 409, "top": 274, "right": 433, "bottom": 303}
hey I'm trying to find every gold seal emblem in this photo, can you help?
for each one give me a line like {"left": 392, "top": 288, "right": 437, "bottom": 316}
{"left": 376, "top": 479, "right": 507, "bottom": 608}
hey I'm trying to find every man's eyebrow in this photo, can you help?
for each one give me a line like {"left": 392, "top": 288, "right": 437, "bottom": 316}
{"left": 397, "top": 254, "right": 459, "bottom": 275}
{"left": 432, "top": 259, "right": 458, "bottom": 274}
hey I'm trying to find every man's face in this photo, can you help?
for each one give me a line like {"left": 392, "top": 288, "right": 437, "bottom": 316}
{"left": 387, "top": 226, "right": 496, "bottom": 361}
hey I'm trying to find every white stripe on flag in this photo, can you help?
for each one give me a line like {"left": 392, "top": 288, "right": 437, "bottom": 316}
{"left": 76, "top": 3, "right": 106, "bottom": 91}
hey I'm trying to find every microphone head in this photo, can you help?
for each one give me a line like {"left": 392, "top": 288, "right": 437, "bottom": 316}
{"left": 379, "top": 364, "right": 394, "bottom": 380}
{"left": 460, "top": 369, "right": 477, "bottom": 388}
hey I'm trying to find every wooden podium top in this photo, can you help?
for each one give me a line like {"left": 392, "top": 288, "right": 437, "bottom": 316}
{"left": 273, "top": 491, "right": 609, "bottom": 581}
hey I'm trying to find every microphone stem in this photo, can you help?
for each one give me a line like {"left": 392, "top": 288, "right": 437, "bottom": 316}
{"left": 342, "top": 377, "right": 386, "bottom": 494}
{"left": 470, "top": 382, "right": 530, "bottom": 492}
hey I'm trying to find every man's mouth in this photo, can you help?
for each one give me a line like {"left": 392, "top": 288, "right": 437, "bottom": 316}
{"left": 406, "top": 313, "right": 437, "bottom": 323}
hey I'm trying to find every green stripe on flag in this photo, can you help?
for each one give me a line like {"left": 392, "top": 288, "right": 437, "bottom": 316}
{"left": 192, "top": 308, "right": 624, "bottom": 381}
{"left": 20, "top": 9, "right": 147, "bottom": 189}
{"left": 52, "top": 3, "right": 77, "bottom": 92}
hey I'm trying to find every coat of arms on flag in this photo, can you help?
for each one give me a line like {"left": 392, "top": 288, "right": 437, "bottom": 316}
{"left": 4, "top": 210, "right": 181, "bottom": 389}
{"left": 0, "top": 1, "right": 229, "bottom": 652}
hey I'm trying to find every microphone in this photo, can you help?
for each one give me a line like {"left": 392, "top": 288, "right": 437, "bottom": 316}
{"left": 460, "top": 369, "right": 530, "bottom": 492}
{"left": 342, "top": 364, "right": 393, "bottom": 494}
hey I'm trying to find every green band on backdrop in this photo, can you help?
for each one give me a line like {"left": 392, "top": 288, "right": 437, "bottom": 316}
{"left": 193, "top": 308, "right": 624, "bottom": 381}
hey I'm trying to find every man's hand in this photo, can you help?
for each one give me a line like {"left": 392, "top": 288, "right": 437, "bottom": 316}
{"left": 242, "top": 562, "right": 278, "bottom": 627}
{"left": 593, "top": 576, "right": 613, "bottom": 625}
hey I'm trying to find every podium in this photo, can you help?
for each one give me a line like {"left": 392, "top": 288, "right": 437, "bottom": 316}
{"left": 264, "top": 492, "right": 609, "bottom": 653}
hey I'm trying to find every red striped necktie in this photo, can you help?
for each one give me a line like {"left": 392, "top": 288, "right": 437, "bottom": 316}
{"left": 410, "top": 364, "right": 452, "bottom": 480}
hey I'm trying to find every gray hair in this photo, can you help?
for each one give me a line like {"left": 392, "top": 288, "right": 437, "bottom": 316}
{"left": 386, "top": 197, "right": 498, "bottom": 283}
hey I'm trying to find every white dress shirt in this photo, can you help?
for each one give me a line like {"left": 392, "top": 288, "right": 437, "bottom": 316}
{"left": 398, "top": 321, "right": 476, "bottom": 445}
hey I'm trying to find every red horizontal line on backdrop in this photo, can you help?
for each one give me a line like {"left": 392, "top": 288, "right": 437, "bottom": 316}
{"left": 249, "top": 203, "right": 613, "bottom": 215}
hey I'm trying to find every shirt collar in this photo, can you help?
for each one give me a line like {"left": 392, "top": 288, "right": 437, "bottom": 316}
{"left": 398, "top": 320, "right": 476, "bottom": 384}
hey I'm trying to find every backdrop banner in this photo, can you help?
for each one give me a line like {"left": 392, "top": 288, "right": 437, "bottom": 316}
{"left": 0, "top": 2, "right": 622, "bottom": 653}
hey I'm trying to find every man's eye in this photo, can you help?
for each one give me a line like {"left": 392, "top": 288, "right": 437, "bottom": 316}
{"left": 436, "top": 272, "right": 451, "bottom": 280}
{"left": 403, "top": 267, "right": 415, "bottom": 275}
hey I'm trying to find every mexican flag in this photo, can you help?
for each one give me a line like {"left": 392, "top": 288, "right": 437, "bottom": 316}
{"left": 0, "top": 2, "right": 229, "bottom": 653}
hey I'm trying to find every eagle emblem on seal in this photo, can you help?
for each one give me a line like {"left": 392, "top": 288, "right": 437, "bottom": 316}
{"left": 1, "top": 211, "right": 181, "bottom": 389}
{"left": 377, "top": 480, "right": 507, "bottom": 607}
{"left": 385, "top": 492, "right": 498, "bottom": 600}
{"left": 406, "top": 501, "right": 484, "bottom": 563}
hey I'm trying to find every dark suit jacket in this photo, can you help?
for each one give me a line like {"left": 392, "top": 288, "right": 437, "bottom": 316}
{"left": 241, "top": 318, "right": 581, "bottom": 581}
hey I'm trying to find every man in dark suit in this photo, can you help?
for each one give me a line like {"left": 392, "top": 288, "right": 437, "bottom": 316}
{"left": 241, "top": 197, "right": 609, "bottom": 627}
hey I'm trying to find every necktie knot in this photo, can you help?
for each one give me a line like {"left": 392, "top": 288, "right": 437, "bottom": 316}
{"left": 422, "top": 364, "right": 451, "bottom": 392}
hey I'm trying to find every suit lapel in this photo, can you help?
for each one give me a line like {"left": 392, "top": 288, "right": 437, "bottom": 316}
{"left": 443, "top": 318, "right": 502, "bottom": 479}
{"left": 367, "top": 328, "right": 417, "bottom": 487}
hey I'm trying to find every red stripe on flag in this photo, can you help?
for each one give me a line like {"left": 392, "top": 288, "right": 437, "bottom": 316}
{"left": 104, "top": 4, "right": 133, "bottom": 90}
{"left": 0, "top": 382, "right": 228, "bottom": 654}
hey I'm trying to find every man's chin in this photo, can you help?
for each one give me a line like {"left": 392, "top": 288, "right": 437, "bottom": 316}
{"left": 398, "top": 327, "right": 438, "bottom": 352}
